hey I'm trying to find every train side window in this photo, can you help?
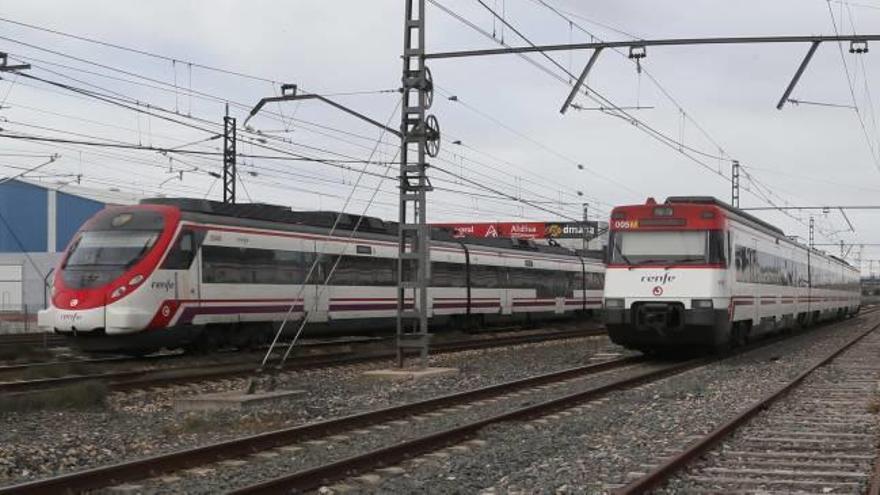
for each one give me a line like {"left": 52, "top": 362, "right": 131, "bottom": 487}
{"left": 470, "top": 265, "right": 502, "bottom": 289}
{"left": 431, "top": 262, "right": 466, "bottom": 287}
{"left": 202, "top": 245, "right": 242, "bottom": 283}
{"left": 202, "top": 245, "right": 316, "bottom": 285}
{"left": 328, "top": 255, "right": 395, "bottom": 286}
{"left": 162, "top": 229, "right": 204, "bottom": 270}
{"left": 708, "top": 231, "right": 726, "bottom": 265}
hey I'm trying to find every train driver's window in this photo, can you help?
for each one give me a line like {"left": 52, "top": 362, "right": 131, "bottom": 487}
{"left": 161, "top": 230, "right": 199, "bottom": 270}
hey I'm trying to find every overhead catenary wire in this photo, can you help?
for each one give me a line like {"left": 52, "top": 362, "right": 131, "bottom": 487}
{"left": 824, "top": 0, "right": 880, "bottom": 172}
{"left": 261, "top": 100, "right": 401, "bottom": 370}
{"left": 0, "top": 61, "right": 580, "bottom": 219}
{"left": 2, "top": 10, "right": 859, "bottom": 246}
{"left": 2, "top": 39, "right": 596, "bottom": 218}
{"left": 526, "top": 0, "right": 731, "bottom": 158}
{"left": 432, "top": 0, "right": 853, "bottom": 243}
{"left": 19, "top": 60, "right": 590, "bottom": 215}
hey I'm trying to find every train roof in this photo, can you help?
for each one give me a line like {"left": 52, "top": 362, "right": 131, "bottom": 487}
{"left": 139, "top": 197, "right": 598, "bottom": 260}
{"left": 665, "top": 196, "right": 785, "bottom": 236}
{"left": 665, "top": 196, "right": 856, "bottom": 270}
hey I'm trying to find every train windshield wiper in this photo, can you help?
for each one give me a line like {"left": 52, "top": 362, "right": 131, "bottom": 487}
{"left": 613, "top": 242, "right": 633, "bottom": 265}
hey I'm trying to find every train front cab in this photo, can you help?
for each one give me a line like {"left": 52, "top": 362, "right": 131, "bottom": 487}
{"left": 603, "top": 200, "right": 731, "bottom": 352}
{"left": 37, "top": 205, "right": 181, "bottom": 350}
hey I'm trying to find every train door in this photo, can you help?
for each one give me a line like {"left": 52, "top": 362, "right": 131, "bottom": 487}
{"left": 164, "top": 229, "right": 201, "bottom": 303}
{"left": 177, "top": 232, "right": 201, "bottom": 302}
{"left": 500, "top": 265, "right": 513, "bottom": 315}
{"left": 747, "top": 237, "right": 760, "bottom": 326}
{"left": 308, "top": 248, "right": 329, "bottom": 323}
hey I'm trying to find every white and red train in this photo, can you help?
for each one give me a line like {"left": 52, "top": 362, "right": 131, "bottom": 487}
{"left": 603, "top": 196, "right": 861, "bottom": 352}
{"left": 38, "top": 198, "right": 605, "bottom": 354}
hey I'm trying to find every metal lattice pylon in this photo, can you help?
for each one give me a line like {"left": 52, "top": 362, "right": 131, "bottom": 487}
{"left": 397, "top": 0, "right": 438, "bottom": 368}
{"left": 731, "top": 160, "right": 740, "bottom": 208}
{"left": 223, "top": 115, "right": 237, "bottom": 204}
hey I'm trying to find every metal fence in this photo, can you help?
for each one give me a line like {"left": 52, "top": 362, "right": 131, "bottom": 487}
{"left": 0, "top": 304, "right": 43, "bottom": 334}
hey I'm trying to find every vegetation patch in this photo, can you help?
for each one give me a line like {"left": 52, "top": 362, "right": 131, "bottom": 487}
{"left": 163, "top": 410, "right": 294, "bottom": 437}
{"left": 18, "top": 361, "right": 92, "bottom": 381}
{"left": 0, "top": 344, "right": 54, "bottom": 363}
{"left": 163, "top": 413, "right": 216, "bottom": 435}
{"left": 0, "top": 381, "right": 108, "bottom": 412}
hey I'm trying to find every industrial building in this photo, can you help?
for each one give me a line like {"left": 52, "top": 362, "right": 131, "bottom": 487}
{"left": 0, "top": 179, "right": 138, "bottom": 326}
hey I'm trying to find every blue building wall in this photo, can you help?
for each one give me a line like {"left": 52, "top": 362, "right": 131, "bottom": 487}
{"left": 0, "top": 180, "right": 107, "bottom": 253}
{"left": 0, "top": 181, "right": 47, "bottom": 253}
{"left": 56, "top": 192, "right": 104, "bottom": 251}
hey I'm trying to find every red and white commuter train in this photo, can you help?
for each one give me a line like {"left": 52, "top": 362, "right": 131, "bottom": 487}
{"left": 603, "top": 197, "right": 861, "bottom": 352}
{"left": 38, "top": 198, "right": 605, "bottom": 354}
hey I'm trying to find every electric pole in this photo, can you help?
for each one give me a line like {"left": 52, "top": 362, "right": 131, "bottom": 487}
{"left": 222, "top": 105, "right": 237, "bottom": 204}
{"left": 582, "top": 202, "right": 589, "bottom": 252}
{"left": 809, "top": 216, "right": 815, "bottom": 249}
{"left": 397, "top": 0, "right": 440, "bottom": 368}
{"left": 731, "top": 160, "right": 740, "bottom": 208}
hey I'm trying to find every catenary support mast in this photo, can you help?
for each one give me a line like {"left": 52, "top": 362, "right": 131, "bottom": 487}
{"left": 223, "top": 107, "right": 237, "bottom": 204}
{"left": 397, "top": 0, "right": 440, "bottom": 368}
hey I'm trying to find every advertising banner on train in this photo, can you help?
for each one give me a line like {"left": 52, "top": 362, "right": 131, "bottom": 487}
{"left": 435, "top": 221, "right": 599, "bottom": 240}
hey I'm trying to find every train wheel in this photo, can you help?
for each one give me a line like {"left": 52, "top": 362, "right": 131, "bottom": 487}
{"left": 125, "top": 348, "right": 159, "bottom": 358}
{"left": 183, "top": 330, "right": 219, "bottom": 355}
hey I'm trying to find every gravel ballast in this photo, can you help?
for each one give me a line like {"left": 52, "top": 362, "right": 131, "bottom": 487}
{"left": 0, "top": 329, "right": 620, "bottom": 486}
{"left": 370, "top": 315, "right": 880, "bottom": 494}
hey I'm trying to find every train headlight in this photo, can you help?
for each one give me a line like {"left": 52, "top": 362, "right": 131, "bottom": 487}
{"left": 111, "top": 286, "right": 127, "bottom": 299}
{"left": 691, "top": 299, "right": 714, "bottom": 309}
{"left": 129, "top": 274, "right": 144, "bottom": 286}
{"left": 605, "top": 298, "right": 625, "bottom": 309}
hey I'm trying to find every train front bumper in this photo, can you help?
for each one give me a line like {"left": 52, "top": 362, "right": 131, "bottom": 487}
{"left": 604, "top": 304, "right": 729, "bottom": 349}
{"left": 38, "top": 306, "right": 154, "bottom": 335}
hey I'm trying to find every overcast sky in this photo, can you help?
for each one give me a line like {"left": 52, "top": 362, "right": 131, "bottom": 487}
{"left": 0, "top": 1, "right": 878, "bottom": 270}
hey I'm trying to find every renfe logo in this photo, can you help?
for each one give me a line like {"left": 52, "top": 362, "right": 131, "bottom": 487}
{"left": 151, "top": 280, "right": 175, "bottom": 292}
{"left": 59, "top": 313, "right": 82, "bottom": 322}
{"left": 640, "top": 273, "right": 677, "bottom": 285}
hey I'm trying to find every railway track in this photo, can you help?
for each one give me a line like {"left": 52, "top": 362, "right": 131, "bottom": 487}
{"left": 0, "top": 335, "right": 386, "bottom": 374}
{"left": 222, "top": 313, "right": 880, "bottom": 494}
{"left": 4, "top": 324, "right": 798, "bottom": 494}
{"left": 0, "top": 332, "right": 66, "bottom": 351}
{"left": 616, "top": 321, "right": 880, "bottom": 494}
{"left": 0, "top": 353, "right": 647, "bottom": 494}
{"left": 0, "top": 326, "right": 605, "bottom": 395}
{"left": 3, "top": 317, "right": 874, "bottom": 493}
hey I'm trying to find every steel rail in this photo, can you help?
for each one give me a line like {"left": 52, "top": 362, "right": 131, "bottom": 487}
{"left": 614, "top": 321, "right": 880, "bottom": 494}
{"left": 229, "top": 311, "right": 880, "bottom": 494}
{"left": 0, "top": 333, "right": 65, "bottom": 348}
{"left": 0, "top": 327, "right": 604, "bottom": 394}
{"left": 0, "top": 336, "right": 384, "bottom": 374}
{"left": 870, "top": 456, "right": 880, "bottom": 495}
{"left": 0, "top": 354, "right": 638, "bottom": 494}
{"left": 229, "top": 359, "right": 705, "bottom": 494}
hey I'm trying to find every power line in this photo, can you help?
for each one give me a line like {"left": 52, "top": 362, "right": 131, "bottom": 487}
{"left": 824, "top": 0, "right": 880, "bottom": 172}
{"left": 5, "top": 43, "right": 592, "bottom": 216}
{"left": 435, "top": 0, "right": 860, "bottom": 241}
{"left": 527, "top": 0, "right": 730, "bottom": 158}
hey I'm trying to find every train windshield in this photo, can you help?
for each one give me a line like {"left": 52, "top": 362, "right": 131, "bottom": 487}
{"left": 609, "top": 230, "right": 726, "bottom": 266}
{"left": 64, "top": 231, "right": 160, "bottom": 268}
{"left": 61, "top": 210, "right": 165, "bottom": 288}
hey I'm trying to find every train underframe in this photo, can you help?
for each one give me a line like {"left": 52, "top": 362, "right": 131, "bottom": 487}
{"left": 62, "top": 309, "right": 597, "bottom": 355}
{"left": 604, "top": 302, "right": 859, "bottom": 353}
